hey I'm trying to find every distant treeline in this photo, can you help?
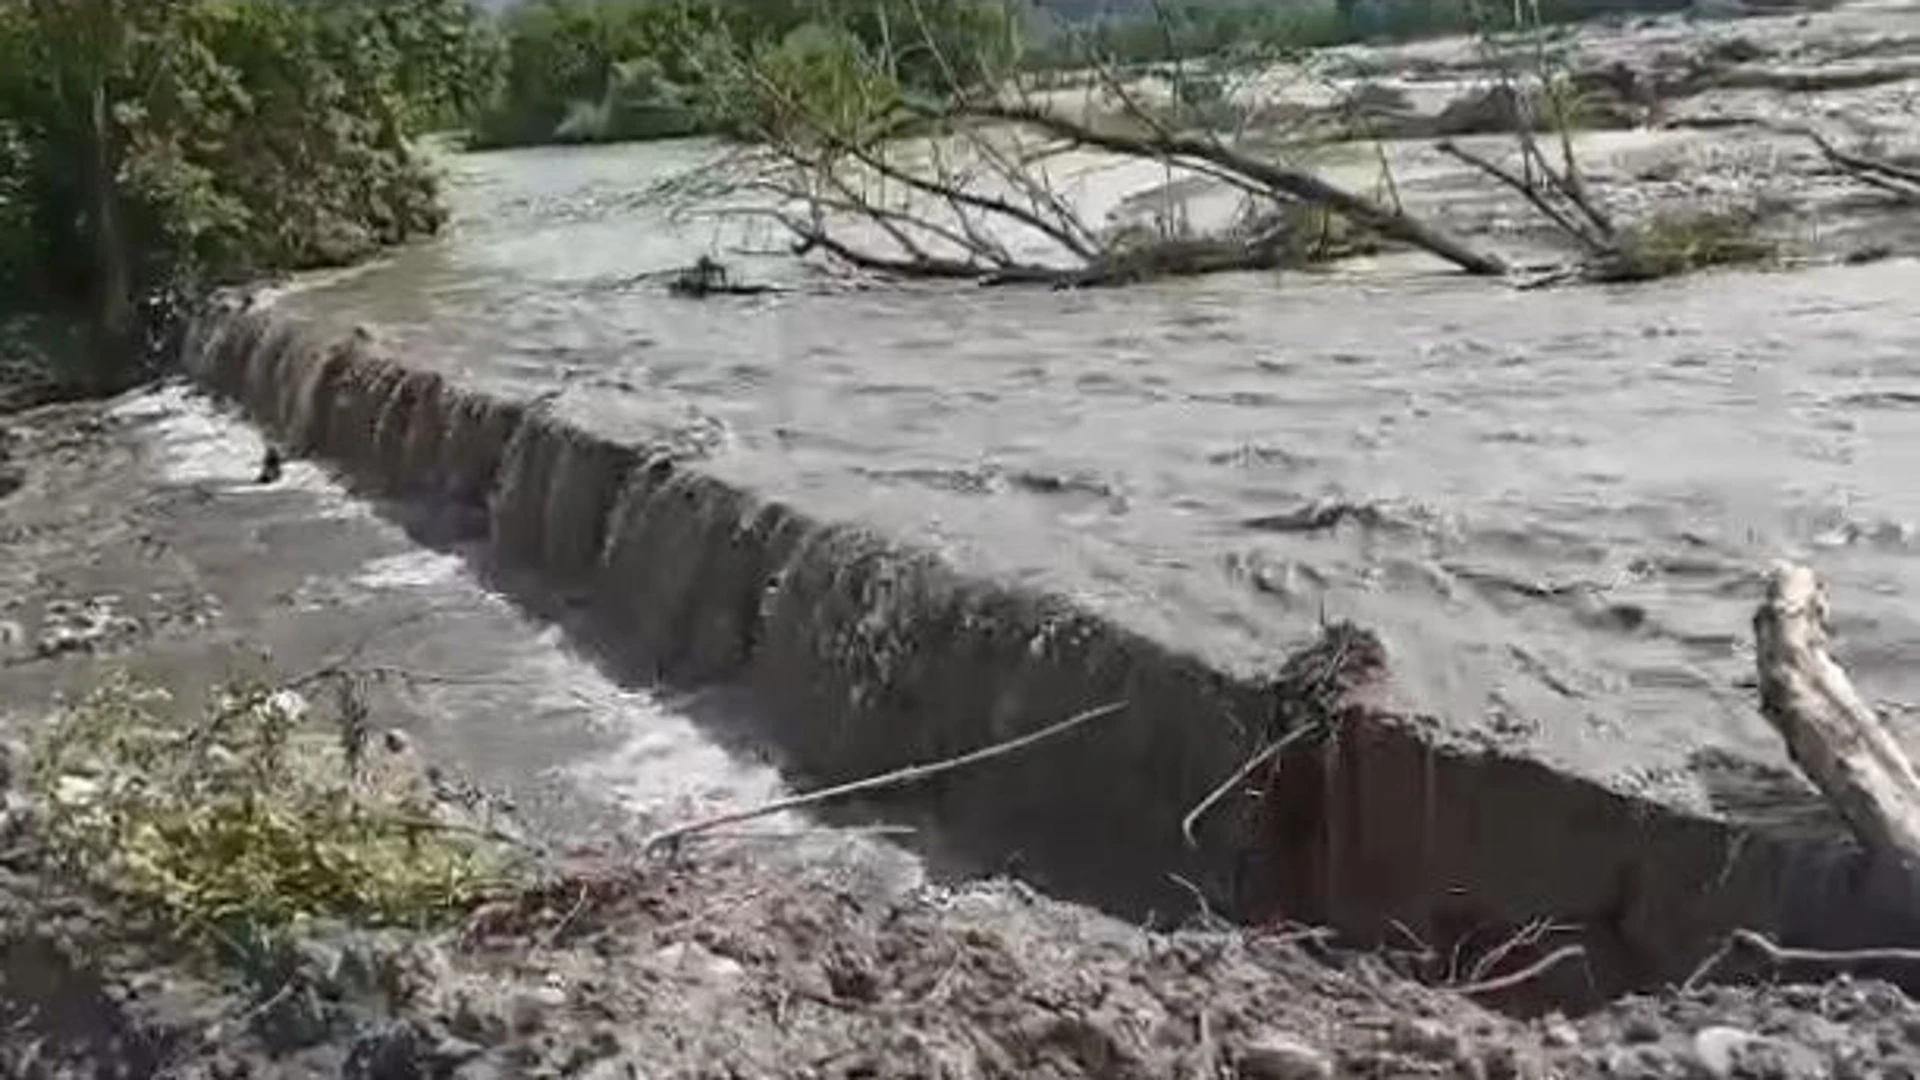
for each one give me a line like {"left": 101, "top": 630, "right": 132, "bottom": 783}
{"left": 1020, "top": 0, "right": 1694, "bottom": 66}
{"left": 466, "top": 0, "right": 1019, "bottom": 149}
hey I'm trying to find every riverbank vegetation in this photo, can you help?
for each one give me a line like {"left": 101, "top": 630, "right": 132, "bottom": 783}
{"left": 468, "top": 0, "right": 1021, "bottom": 149}
{"left": 27, "top": 672, "right": 521, "bottom": 957}
{"left": 1020, "top": 0, "right": 1687, "bottom": 68}
{"left": 0, "top": 0, "right": 494, "bottom": 405}
{"left": 465, "top": 0, "right": 1710, "bottom": 151}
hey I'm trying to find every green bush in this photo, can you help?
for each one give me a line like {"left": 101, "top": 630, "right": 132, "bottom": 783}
{"left": 27, "top": 672, "right": 517, "bottom": 953}
{"left": 0, "top": 0, "right": 495, "bottom": 396}
{"left": 469, "top": 0, "right": 1020, "bottom": 149}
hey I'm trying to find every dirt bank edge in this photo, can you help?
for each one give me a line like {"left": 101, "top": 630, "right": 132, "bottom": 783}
{"left": 179, "top": 291, "right": 1920, "bottom": 1007}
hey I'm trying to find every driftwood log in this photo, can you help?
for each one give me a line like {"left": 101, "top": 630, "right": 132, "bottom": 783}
{"left": 1754, "top": 561, "right": 1920, "bottom": 872}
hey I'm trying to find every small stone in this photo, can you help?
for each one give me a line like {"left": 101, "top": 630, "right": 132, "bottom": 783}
{"left": 506, "top": 986, "right": 565, "bottom": 1035}
{"left": 1690, "top": 1026, "right": 1825, "bottom": 1080}
{"left": 346, "top": 1022, "right": 429, "bottom": 1080}
{"left": 656, "top": 941, "right": 743, "bottom": 981}
{"left": 1603, "top": 1045, "right": 1683, "bottom": 1080}
{"left": 1484, "top": 1044, "right": 1547, "bottom": 1080}
{"left": 1692, "top": 1026, "right": 1755, "bottom": 1078}
{"left": 1622, "top": 1013, "right": 1665, "bottom": 1044}
{"left": 1236, "top": 1033, "right": 1334, "bottom": 1080}
{"left": 431, "top": 1036, "right": 485, "bottom": 1065}
{"left": 1393, "top": 1017, "right": 1468, "bottom": 1061}
{"left": 1541, "top": 1014, "right": 1581, "bottom": 1049}
{"left": 448, "top": 992, "right": 508, "bottom": 1042}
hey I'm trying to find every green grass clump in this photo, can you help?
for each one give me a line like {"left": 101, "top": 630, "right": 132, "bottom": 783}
{"left": 26, "top": 673, "right": 517, "bottom": 954}
{"left": 1597, "top": 210, "right": 1776, "bottom": 281}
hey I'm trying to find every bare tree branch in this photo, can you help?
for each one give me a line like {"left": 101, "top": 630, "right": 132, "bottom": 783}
{"left": 957, "top": 101, "right": 1509, "bottom": 276}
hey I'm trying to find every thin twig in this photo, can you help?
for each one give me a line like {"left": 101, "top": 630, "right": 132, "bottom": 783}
{"left": 1686, "top": 928, "right": 1920, "bottom": 991}
{"left": 1454, "top": 944, "right": 1587, "bottom": 996}
{"left": 641, "top": 702, "right": 1127, "bottom": 853}
{"left": 689, "top": 824, "right": 917, "bottom": 843}
{"left": 1181, "top": 722, "right": 1319, "bottom": 848}
{"left": 1436, "top": 139, "right": 1604, "bottom": 253}
{"left": 1468, "top": 917, "right": 1575, "bottom": 985}
{"left": 539, "top": 881, "right": 591, "bottom": 949}
{"left": 1167, "top": 872, "right": 1232, "bottom": 931}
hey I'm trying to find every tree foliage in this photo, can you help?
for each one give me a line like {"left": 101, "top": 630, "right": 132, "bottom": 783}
{"left": 469, "top": 0, "right": 1021, "bottom": 148}
{"left": 0, "top": 0, "right": 496, "bottom": 396}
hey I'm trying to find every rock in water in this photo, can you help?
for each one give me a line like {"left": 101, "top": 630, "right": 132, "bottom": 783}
{"left": 1237, "top": 1033, "right": 1334, "bottom": 1080}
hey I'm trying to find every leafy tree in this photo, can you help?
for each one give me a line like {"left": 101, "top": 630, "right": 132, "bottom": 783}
{"left": 468, "top": 0, "right": 1021, "bottom": 148}
{"left": 0, "top": 0, "right": 497, "bottom": 397}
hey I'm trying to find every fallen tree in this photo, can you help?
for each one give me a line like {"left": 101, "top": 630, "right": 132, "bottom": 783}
{"left": 1430, "top": 19, "right": 1778, "bottom": 283}
{"left": 1754, "top": 562, "right": 1920, "bottom": 876}
{"left": 661, "top": 0, "right": 1807, "bottom": 290}
{"left": 1803, "top": 128, "right": 1920, "bottom": 206}
{"left": 663, "top": 5, "right": 1514, "bottom": 287}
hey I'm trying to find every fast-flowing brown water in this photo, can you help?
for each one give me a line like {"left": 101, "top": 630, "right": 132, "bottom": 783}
{"left": 283, "top": 135, "right": 1920, "bottom": 811}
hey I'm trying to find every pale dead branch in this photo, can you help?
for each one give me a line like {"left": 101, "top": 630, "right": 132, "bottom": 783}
{"left": 958, "top": 101, "right": 1509, "bottom": 276}
{"left": 641, "top": 701, "right": 1127, "bottom": 853}
{"left": 1803, "top": 128, "right": 1920, "bottom": 203}
{"left": 1454, "top": 944, "right": 1588, "bottom": 997}
{"left": 1181, "top": 722, "right": 1320, "bottom": 849}
{"left": 1754, "top": 561, "right": 1920, "bottom": 870}
{"left": 1685, "top": 928, "right": 1920, "bottom": 992}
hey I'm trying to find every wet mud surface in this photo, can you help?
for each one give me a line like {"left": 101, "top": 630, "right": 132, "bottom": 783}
{"left": 275, "top": 0, "right": 1920, "bottom": 812}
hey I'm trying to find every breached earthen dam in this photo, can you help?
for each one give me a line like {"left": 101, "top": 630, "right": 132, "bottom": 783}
{"left": 153, "top": 130, "right": 1920, "bottom": 1015}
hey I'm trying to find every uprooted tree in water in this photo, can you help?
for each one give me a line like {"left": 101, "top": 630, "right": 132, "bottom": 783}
{"left": 660, "top": 2, "right": 1521, "bottom": 287}
{"left": 655, "top": 0, "right": 1813, "bottom": 290}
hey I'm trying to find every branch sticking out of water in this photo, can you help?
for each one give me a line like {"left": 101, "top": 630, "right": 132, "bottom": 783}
{"left": 641, "top": 701, "right": 1127, "bottom": 855}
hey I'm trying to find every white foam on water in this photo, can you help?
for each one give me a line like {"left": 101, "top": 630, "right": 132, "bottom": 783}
{"left": 111, "top": 383, "right": 333, "bottom": 497}
{"left": 352, "top": 549, "right": 468, "bottom": 591}
{"left": 113, "top": 380, "right": 918, "bottom": 882}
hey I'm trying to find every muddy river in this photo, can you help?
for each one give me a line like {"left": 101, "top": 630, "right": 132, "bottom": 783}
{"left": 279, "top": 117, "right": 1920, "bottom": 810}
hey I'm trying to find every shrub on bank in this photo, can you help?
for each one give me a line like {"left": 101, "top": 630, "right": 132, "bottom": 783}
{"left": 0, "top": 0, "right": 495, "bottom": 399}
{"left": 24, "top": 672, "right": 519, "bottom": 957}
{"left": 467, "top": 0, "right": 1021, "bottom": 148}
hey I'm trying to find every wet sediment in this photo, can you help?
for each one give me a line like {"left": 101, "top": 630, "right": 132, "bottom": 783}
{"left": 182, "top": 292, "right": 1920, "bottom": 1009}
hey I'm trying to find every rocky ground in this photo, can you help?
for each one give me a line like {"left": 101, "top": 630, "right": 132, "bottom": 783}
{"left": 4, "top": 791, "right": 1920, "bottom": 1079}
{"left": 1080, "top": 0, "right": 1920, "bottom": 271}
{"left": 1, "top": 348, "right": 1920, "bottom": 1079}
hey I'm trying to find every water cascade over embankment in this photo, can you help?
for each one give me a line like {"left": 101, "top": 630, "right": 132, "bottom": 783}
{"left": 180, "top": 291, "right": 1920, "bottom": 1009}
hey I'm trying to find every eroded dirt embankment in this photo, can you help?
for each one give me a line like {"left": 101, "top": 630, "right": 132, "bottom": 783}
{"left": 8, "top": 827, "right": 1916, "bottom": 1079}
{"left": 173, "top": 291, "right": 1920, "bottom": 1012}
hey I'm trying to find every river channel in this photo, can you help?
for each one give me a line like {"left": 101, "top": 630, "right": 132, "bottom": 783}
{"left": 282, "top": 135, "right": 1920, "bottom": 809}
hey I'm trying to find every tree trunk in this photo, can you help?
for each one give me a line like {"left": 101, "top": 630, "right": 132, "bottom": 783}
{"left": 1753, "top": 562, "right": 1920, "bottom": 872}
{"left": 962, "top": 103, "right": 1511, "bottom": 277}
{"left": 86, "top": 76, "right": 134, "bottom": 390}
